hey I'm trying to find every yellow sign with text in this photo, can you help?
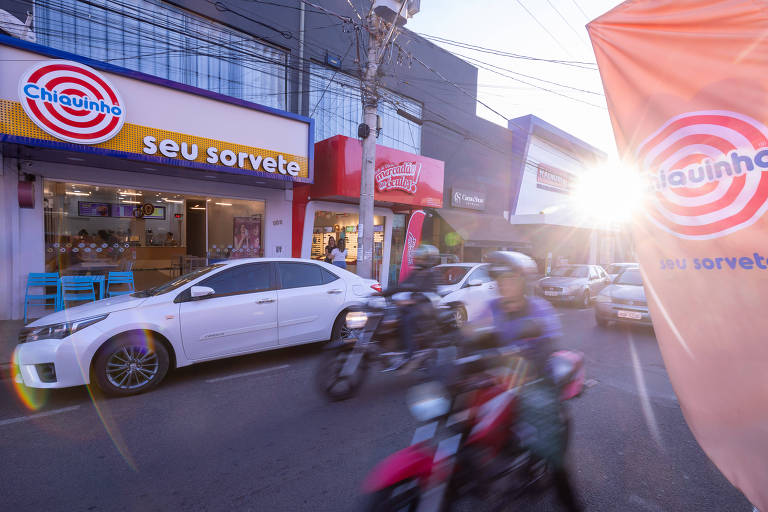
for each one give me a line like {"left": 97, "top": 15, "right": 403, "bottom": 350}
{"left": 0, "top": 99, "right": 309, "bottom": 179}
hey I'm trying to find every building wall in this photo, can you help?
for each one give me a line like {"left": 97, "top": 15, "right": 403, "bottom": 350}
{"left": 514, "top": 134, "right": 589, "bottom": 218}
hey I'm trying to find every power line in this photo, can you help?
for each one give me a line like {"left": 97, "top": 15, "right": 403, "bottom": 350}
{"left": 452, "top": 51, "right": 603, "bottom": 96}
{"left": 543, "top": 0, "right": 590, "bottom": 46}
{"left": 513, "top": 0, "right": 575, "bottom": 58}
{"left": 569, "top": 0, "right": 590, "bottom": 21}
{"left": 412, "top": 32, "right": 597, "bottom": 69}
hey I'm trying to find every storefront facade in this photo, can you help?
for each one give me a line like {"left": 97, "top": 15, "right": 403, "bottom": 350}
{"left": 0, "top": 36, "right": 312, "bottom": 320}
{"left": 293, "top": 135, "right": 444, "bottom": 288}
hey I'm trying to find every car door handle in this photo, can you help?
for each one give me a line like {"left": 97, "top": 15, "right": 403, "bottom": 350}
{"left": 327, "top": 289, "right": 343, "bottom": 294}
{"left": 256, "top": 298, "right": 275, "bottom": 304}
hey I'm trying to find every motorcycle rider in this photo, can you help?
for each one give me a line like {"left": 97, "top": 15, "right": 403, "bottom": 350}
{"left": 475, "top": 250, "right": 583, "bottom": 512}
{"left": 382, "top": 244, "right": 440, "bottom": 371}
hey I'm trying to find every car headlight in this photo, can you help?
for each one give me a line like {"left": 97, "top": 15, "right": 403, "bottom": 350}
{"left": 345, "top": 311, "right": 368, "bottom": 330}
{"left": 407, "top": 382, "right": 451, "bottom": 422}
{"left": 595, "top": 294, "right": 612, "bottom": 303}
{"left": 19, "top": 314, "right": 109, "bottom": 343}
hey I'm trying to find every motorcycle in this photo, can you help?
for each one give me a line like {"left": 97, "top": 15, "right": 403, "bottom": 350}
{"left": 316, "top": 292, "right": 460, "bottom": 402}
{"left": 361, "top": 337, "right": 586, "bottom": 511}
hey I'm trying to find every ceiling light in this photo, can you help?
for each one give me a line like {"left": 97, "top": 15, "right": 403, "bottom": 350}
{"left": 66, "top": 157, "right": 85, "bottom": 162}
{"left": 163, "top": 198, "right": 183, "bottom": 204}
{"left": 120, "top": 200, "right": 141, "bottom": 204}
{"left": 119, "top": 191, "right": 141, "bottom": 196}
{"left": 215, "top": 202, "right": 232, "bottom": 206}
{"left": 65, "top": 191, "right": 90, "bottom": 196}
{"left": 190, "top": 206, "right": 206, "bottom": 210}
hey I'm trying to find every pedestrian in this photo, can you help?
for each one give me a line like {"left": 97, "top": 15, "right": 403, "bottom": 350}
{"left": 331, "top": 238, "right": 347, "bottom": 269}
{"left": 325, "top": 236, "right": 336, "bottom": 263}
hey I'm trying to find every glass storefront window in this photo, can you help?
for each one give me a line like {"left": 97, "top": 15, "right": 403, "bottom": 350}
{"left": 43, "top": 180, "right": 264, "bottom": 290}
{"left": 311, "top": 211, "right": 385, "bottom": 281}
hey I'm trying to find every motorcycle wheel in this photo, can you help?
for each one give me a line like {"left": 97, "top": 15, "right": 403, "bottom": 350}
{"left": 365, "top": 479, "right": 421, "bottom": 512}
{"left": 316, "top": 348, "right": 368, "bottom": 402}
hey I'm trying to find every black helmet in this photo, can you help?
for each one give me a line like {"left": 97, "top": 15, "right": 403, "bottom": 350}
{"left": 484, "top": 251, "right": 538, "bottom": 279}
{"left": 412, "top": 244, "right": 440, "bottom": 268}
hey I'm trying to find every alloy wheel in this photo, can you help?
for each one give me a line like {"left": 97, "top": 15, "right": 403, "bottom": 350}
{"left": 105, "top": 346, "right": 159, "bottom": 390}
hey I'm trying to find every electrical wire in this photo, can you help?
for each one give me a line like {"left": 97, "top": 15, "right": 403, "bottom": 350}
{"left": 543, "top": 0, "right": 590, "bottom": 46}
{"left": 569, "top": 0, "right": 590, "bottom": 21}
{"left": 513, "top": 0, "right": 575, "bottom": 58}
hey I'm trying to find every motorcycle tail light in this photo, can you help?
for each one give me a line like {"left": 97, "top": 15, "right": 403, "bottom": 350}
{"left": 370, "top": 283, "right": 382, "bottom": 294}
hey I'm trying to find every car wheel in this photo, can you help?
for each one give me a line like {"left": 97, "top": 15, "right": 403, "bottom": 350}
{"left": 93, "top": 335, "right": 170, "bottom": 396}
{"left": 453, "top": 305, "right": 467, "bottom": 328}
{"left": 595, "top": 314, "right": 608, "bottom": 327}
{"left": 331, "top": 312, "right": 353, "bottom": 342}
{"left": 580, "top": 290, "right": 591, "bottom": 308}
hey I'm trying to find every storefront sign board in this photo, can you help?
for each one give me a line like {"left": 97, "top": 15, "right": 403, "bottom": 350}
{"left": 0, "top": 37, "right": 313, "bottom": 183}
{"left": 451, "top": 187, "right": 486, "bottom": 210}
{"left": 312, "top": 135, "right": 443, "bottom": 208}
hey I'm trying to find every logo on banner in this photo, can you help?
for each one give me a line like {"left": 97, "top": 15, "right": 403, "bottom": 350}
{"left": 18, "top": 60, "right": 126, "bottom": 144}
{"left": 405, "top": 231, "right": 418, "bottom": 267}
{"left": 536, "top": 164, "right": 573, "bottom": 195}
{"left": 375, "top": 161, "right": 422, "bottom": 194}
{"left": 637, "top": 110, "right": 768, "bottom": 240}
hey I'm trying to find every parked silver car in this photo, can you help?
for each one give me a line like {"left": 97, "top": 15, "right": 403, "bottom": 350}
{"left": 604, "top": 262, "right": 639, "bottom": 282}
{"left": 535, "top": 264, "right": 610, "bottom": 307}
{"left": 593, "top": 267, "right": 652, "bottom": 327}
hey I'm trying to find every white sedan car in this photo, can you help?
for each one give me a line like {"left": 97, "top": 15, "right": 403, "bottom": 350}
{"left": 14, "top": 259, "right": 380, "bottom": 396}
{"left": 434, "top": 263, "right": 498, "bottom": 327}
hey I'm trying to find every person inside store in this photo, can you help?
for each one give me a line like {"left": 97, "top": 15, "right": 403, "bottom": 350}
{"left": 331, "top": 238, "right": 347, "bottom": 269}
{"left": 324, "top": 236, "right": 336, "bottom": 263}
{"left": 164, "top": 232, "right": 177, "bottom": 246}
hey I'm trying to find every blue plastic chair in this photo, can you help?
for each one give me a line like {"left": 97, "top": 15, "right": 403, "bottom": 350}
{"left": 23, "top": 273, "right": 60, "bottom": 323}
{"left": 106, "top": 271, "right": 135, "bottom": 297}
{"left": 60, "top": 276, "right": 97, "bottom": 309}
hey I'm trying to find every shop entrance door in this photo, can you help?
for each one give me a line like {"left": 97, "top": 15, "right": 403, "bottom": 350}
{"left": 186, "top": 200, "right": 206, "bottom": 258}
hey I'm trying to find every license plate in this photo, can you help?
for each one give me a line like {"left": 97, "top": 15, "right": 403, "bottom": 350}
{"left": 617, "top": 310, "right": 642, "bottom": 320}
{"left": 544, "top": 291, "right": 559, "bottom": 297}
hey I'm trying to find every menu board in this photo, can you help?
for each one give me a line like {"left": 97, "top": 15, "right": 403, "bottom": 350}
{"left": 78, "top": 201, "right": 166, "bottom": 219}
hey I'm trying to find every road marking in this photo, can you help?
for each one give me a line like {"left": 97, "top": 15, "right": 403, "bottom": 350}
{"left": 205, "top": 364, "right": 290, "bottom": 383}
{"left": 0, "top": 405, "right": 80, "bottom": 427}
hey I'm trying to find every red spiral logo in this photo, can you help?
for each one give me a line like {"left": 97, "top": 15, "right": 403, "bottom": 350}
{"left": 636, "top": 110, "right": 768, "bottom": 239}
{"left": 18, "top": 60, "right": 126, "bottom": 144}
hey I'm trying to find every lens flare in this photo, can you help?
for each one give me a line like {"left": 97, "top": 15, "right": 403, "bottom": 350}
{"left": 571, "top": 161, "right": 648, "bottom": 224}
{"left": 11, "top": 362, "right": 49, "bottom": 410}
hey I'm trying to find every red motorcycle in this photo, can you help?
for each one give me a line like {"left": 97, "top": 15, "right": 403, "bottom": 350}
{"left": 362, "top": 343, "right": 585, "bottom": 511}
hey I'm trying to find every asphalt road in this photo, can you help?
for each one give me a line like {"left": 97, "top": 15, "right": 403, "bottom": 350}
{"left": 0, "top": 306, "right": 752, "bottom": 511}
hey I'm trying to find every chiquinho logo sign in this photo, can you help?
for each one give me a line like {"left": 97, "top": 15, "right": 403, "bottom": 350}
{"left": 18, "top": 60, "right": 126, "bottom": 144}
{"left": 637, "top": 110, "right": 768, "bottom": 240}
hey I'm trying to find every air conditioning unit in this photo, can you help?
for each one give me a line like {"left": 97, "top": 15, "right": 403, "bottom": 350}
{"left": 373, "top": 0, "right": 420, "bottom": 26}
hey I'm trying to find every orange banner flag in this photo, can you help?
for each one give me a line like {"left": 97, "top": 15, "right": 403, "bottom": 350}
{"left": 588, "top": 1, "right": 768, "bottom": 509}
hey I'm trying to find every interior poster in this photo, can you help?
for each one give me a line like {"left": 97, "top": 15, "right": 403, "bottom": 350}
{"left": 232, "top": 216, "right": 262, "bottom": 258}
{"left": 589, "top": 2, "right": 768, "bottom": 508}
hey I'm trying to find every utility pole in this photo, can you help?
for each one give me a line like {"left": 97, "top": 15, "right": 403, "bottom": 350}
{"left": 358, "top": 0, "right": 417, "bottom": 279}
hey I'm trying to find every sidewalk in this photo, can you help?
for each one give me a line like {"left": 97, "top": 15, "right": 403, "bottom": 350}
{"left": 0, "top": 320, "right": 24, "bottom": 368}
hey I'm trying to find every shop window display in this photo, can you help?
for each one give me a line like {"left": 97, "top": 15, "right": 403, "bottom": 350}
{"left": 312, "top": 211, "right": 385, "bottom": 281}
{"left": 43, "top": 181, "right": 264, "bottom": 290}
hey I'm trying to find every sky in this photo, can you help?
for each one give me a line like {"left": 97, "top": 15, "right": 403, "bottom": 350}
{"left": 406, "top": 0, "right": 625, "bottom": 157}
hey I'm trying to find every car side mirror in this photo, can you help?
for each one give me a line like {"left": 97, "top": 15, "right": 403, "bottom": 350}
{"left": 467, "top": 279, "right": 484, "bottom": 287}
{"left": 190, "top": 286, "right": 215, "bottom": 299}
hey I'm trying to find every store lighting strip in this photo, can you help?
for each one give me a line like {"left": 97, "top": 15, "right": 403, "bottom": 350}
{"left": 190, "top": 206, "right": 206, "bottom": 210}
{"left": 118, "top": 191, "right": 141, "bottom": 196}
{"left": 121, "top": 200, "right": 141, "bottom": 204}
{"left": 163, "top": 198, "right": 183, "bottom": 204}
{"left": 65, "top": 191, "right": 90, "bottom": 196}
{"left": 215, "top": 202, "right": 232, "bottom": 206}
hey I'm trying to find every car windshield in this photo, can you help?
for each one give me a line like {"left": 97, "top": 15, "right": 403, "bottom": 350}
{"left": 616, "top": 269, "right": 643, "bottom": 286}
{"left": 132, "top": 265, "right": 224, "bottom": 297}
{"left": 551, "top": 265, "right": 588, "bottom": 278}
{"left": 434, "top": 266, "right": 471, "bottom": 285}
